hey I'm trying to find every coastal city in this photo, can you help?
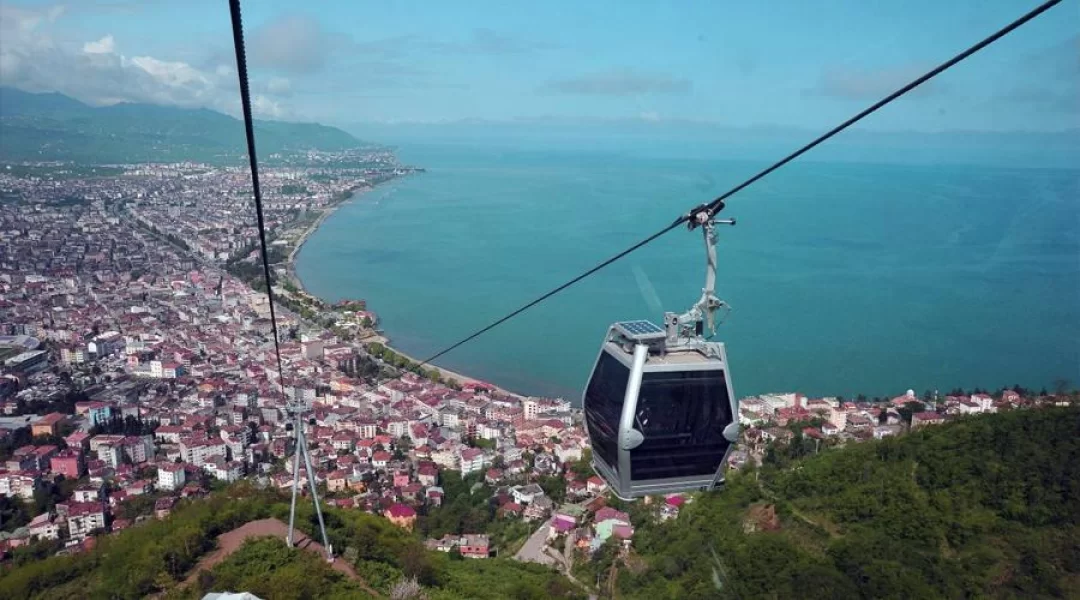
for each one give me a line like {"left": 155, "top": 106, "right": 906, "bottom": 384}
{"left": 1, "top": 0, "right": 1076, "bottom": 594}
{"left": 0, "top": 155, "right": 1074, "bottom": 575}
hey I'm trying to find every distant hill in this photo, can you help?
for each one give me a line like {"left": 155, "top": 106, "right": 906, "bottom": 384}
{"left": 0, "top": 87, "right": 368, "bottom": 164}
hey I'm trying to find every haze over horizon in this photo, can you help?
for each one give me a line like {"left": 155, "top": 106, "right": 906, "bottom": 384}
{"left": 1, "top": 0, "right": 1077, "bottom": 135}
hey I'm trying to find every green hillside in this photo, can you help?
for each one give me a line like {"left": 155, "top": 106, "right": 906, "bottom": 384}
{"left": 1, "top": 407, "right": 1075, "bottom": 599}
{"left": 0, "top": 87, "right": 367, "bottom": 164}
{"left": 616, "top": 406, "right": 1080, "bottom": 599}
{"left": 0, "top": 482, "right": 583, "bottom": 600}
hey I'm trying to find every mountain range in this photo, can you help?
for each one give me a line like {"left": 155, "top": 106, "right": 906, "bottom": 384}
{"left": 0, "top": 87, "right": 368, "bottom": 164}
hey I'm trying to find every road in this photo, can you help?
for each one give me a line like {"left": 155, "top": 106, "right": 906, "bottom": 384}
{"left": 514, "top": 521, "right": 557, "bottom": 566}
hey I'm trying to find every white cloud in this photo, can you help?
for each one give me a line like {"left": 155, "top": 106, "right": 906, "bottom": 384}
{"left": 252, "top": 94, "right": 284, "bottom": 119}
{"left": 249, "top": 15, "right": 328, "bottom": 74}
{"left": 129, "top": 55, "right": 211, "bottom": 88}
{"left": 814, "top": 64, "right": 941, "bottom": 100}
{"left": 265, "top": 76, "right": 292, "bottom": 95}
{"left": 82, "top": 35, "right": 115, "bottom": 55}
{"left": 542, "top": 70, "right": 691, "bottom": 96}
{"left": 0, "top": 5, "right": 291, "bottom": 119}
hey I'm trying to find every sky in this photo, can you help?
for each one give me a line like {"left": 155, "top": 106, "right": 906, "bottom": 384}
{"left": 0, "top": 0, "right": 1077, "bottom": 133}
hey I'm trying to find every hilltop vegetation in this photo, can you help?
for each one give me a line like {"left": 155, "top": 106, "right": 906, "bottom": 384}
{"left": 1, "top": 407, "right": 1076, "bottom": 599}
{"left": 618, "top": 405, "right": 1080, "bottom": 599}
{"left": 0, "top": 483, "right": 582, "bottom": 600}
{"left": 0, "top": 87, "right": 367, "bottom": 164}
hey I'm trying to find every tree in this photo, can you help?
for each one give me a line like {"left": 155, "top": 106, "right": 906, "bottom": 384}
{"left": 896, "top": 401, "right": 926, "bottom": 424}
{"left": 569, "top": 448, "right": 593, "bottom": 480}
{"left": 1053, "top": 379, "right": 1070, "bottom": 396}
{"left": 0, "top": 496, "right": 32, "bottom": 532}
{"left": 537, "top": 475, "right": 567, "bottom": 505}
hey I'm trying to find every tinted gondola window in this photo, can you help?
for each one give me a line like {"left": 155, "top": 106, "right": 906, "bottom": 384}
{"left": 630, "top": 369, "right": 733, "bottom": 480}
{"left": 584, "top": 351, "right": 629, "bottom": 470}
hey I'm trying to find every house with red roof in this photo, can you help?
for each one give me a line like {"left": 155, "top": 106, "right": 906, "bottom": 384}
{"left": 372, "top": 451, "right": 391, "bottom": 469}
{"left": 458, "top": 534, "right": 490, "bottom": 559}
{"left": 154, "top": 497, "right": 177, "bottom": 519}
{"left": 65, "top": 431, "right": 91, "bottom": 452}
{"left": 50, "top": 449, "right": 84, "bottom": 479}
{"left": 426, "top": 487, "right": 444, "bottom": 507}
{"left": 31, "top": 413, "right": 67, "bottom": 437}
{"left": 586, "top": 475, "right": 607, "bottom": 495}
{"left": 548, "top": 513, "right": 577, "bottom": 540}
{"left": 911, "top": 411, "right": 946, "bottom": 429}
{"left": 384, "top": 503, "right": 417, "bottom": 530}
{"left": 567, "top": 479, "right": 588, "bottom": 499}
{"left": 484, "top": 468, "right": 503, "bottom": 484}
{"left": 458, "top": 447, "right": 486, "bottom": 475}
{"left": 402, "top": 482, "right": 423, "bottom": 501}
{"left": 499, "top": 501, "right": 524, "bottom": 518}
{"left": 417, "top": 464, "right": 438, "bottom": 486}
{"left": 326, "top": 470, "right": 349, "bottom": 493}
{"left": 66, "top": 502, "right": 106, "bottom": 540}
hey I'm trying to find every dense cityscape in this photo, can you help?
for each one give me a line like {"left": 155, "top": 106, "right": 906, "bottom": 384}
{"left": 1, "top": 153, "right": 1074, "bottom": 589}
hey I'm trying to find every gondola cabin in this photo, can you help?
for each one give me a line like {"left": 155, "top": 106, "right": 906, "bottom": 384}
{"left": 583, "top": 319, "right": 739, "bottom": 499}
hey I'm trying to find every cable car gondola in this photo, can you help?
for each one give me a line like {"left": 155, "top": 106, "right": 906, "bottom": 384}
{"left": 584, "top": 214, "right": 740, "bottom": 499}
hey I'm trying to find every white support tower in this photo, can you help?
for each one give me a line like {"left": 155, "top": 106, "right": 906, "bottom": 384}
{"left": 286, "top": 397, "right": 334, "bottom": 561}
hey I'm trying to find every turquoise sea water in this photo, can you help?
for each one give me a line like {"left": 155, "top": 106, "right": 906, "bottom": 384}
{"left": 296, "top": 142, "right": 1080, "bottom": 401}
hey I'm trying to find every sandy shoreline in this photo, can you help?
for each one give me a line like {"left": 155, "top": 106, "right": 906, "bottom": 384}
{"left": 284, "top": 179, "right": 527, "bottom": 400}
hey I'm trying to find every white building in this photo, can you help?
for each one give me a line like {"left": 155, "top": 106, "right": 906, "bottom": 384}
{"left": 67, "top": 503, "right": 106, "bottom": 540}
{"left": 72, "top": 485, "right": 102, "bottom": 503}
{"left": 439, "top": 411, "right": 460, "bottom": 428}
{"left": 60, "top": 346, "right": 86, "bottom": 365}
{"left": 28, "top": 513, "right": 61, "bottom": 540}
{"left": 387, "top": 420, "right": 409, "bottom": 438}
{"left": 204, "top": 460, "right": 243, "bottom": 483}
{"left": 476, "top": 422, "right": 501, "bottom": 440}
{"left": 828, "top": 408, "right": 848, "bottom": 431}
{"left": 97, "top": 444, "right": 122, "bottom": 469}
{"left": 356, "top": 421, "right": 377, "bottom": 439}
{"left": 555, "top": 442, "right": 583, "bottom": 464}
{"left": 431, "top": 449, "right": 458, "bottom": 469}
{"left": 158, "top": 464, "right": 187, "bottom": 491}
{"left": 180, "top": 439, "right": 227, "bottom": 466}
{"left": 522, "top": 400, "right": 539, "bottom": 421}
{"left": 760, "top": 393, "right": 799, "bottom": 411}
{"left": 0, "top": 472, "right": 39, "bottom": 500}
{"left": 511, "top": 484, "right": 546, "bottom": 505}
{"left": 458, "top": 448, "right": 486, "bottom": 475}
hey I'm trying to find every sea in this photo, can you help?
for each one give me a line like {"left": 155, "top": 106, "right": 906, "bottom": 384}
{"left": 296, "top": 134, "right": 1080, "bottom": 402}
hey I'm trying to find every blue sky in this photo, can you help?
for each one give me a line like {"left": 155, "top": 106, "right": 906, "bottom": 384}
{"left": 1, "top": 0, "right": 1077, "bottom": 132}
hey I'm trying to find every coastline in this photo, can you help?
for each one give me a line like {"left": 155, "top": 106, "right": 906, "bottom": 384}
{"left": 285, "top": 184, "right": 366, "bottom": 288}
{"left": 285, "top": 175, "right": 528, "bottom": 400}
